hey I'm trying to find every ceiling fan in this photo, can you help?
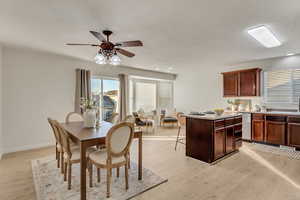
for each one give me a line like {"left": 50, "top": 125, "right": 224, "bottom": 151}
{"left": 66, "top": 30, "right": 143, "bottom": 65}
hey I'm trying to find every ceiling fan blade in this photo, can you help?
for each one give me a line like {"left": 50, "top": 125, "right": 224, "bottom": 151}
{"left": 89, "top": 31, "right": 106, "bottom": 42}
{"left": 66, "top": 43, "right": 99, "bottom": 46}
{"left": 116, "top": 48, "right": 135, "bottom": 57}
{"left": 115, "top": 40, "right": 143, "bottom": 47}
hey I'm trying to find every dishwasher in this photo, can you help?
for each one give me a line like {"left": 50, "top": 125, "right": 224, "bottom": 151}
{"left": 242, "top": 113, "right": 251, "bottom": 141}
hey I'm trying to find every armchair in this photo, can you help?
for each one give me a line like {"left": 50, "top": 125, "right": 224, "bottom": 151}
{"left": 160, "top": 109, "right": 178, "bottom": 127}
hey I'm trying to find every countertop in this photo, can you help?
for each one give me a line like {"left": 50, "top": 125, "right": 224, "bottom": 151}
{"left": 186, "top": 111, "right": 300, "bottom": 120}
{"left": 236, "top": 111, "right": 300, "bottom": 115}
{"left": 250, "top": 111, "right": 300, "bottom": 115}
{"left": 185, "top": 113, "right": 242, "bottom": 120}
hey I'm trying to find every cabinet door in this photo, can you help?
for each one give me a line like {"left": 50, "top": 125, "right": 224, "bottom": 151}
{"left": 265, "top": 121, "right": 286, "bottom": 145}
{"left": 223, "top": 73, "right": 238, "bottom": 97}
{"left": 252, "top": 120, "right": 264, "bottom": 142}
{"left": 214, "top": 128, "right": 225, "bottom": 160}
{"left": 239, "top": 70, "right": 257, "bottom": 96}
{"left": 287, "top": 123, "right": 300, "bottom": 148}
{"left": 225, "top": 126, "right": 235, "bottom": 153}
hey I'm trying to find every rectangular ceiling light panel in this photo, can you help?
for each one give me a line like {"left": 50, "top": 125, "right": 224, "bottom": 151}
{"left": 247, "top": 26, "right": 281, "bottom": 48}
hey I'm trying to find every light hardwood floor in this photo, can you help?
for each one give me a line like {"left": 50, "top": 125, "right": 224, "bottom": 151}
{"left": 1, "top": 128, "right": 300, "bottom": 200}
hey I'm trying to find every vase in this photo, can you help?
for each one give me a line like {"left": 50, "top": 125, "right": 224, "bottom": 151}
{"left": 83, "top": 109, "right": 96, "bottom": 128}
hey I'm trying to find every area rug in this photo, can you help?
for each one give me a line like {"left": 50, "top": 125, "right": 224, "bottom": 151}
{"left": 252, "top": 142, "right": 300, "bottom": 160}
{"left": 31, "top": 156, "right": 167, "bottom": 200}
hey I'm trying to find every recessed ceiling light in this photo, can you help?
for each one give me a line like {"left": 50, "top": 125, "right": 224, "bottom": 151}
{"left": 247, "top": 25, "right": 281, "bottom": 48}
{"left": 286, "top": 53, "right": 295, "bottom": 56}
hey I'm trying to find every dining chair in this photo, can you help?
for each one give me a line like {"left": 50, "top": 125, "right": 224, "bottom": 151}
{"left": 53, "top": 120, "right": 96, "bottom": 189}
{"left": 47, "top": 118, "right": 63, "bottom": 169}
{"left": 65, "top": 112, "right": 83, "bottom": 123}
{"left": 122, "top": 115, "right": 136, "bottom": 168}
{"left": 88, "top": 122, "right": 134, "bottom": 198}
{"left": 175, "top": 112, "right": 186, "bottom": 150}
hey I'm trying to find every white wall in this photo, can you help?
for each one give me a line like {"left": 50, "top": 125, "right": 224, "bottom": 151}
{"left": 174, "top": 55, "right": 300, "bottom": 113}
{"left": 174, "top": 64, "right": 225, "bottom": 113}
{"left": 1, "top": 45, "right": 176, "bottom": 154}
{"left": 0, "top": 44, "right": 3, "bottom": 158}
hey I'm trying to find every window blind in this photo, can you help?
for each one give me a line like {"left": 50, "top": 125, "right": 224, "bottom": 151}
{"left": 264, "top": 69, "right": 300, "bottom": 106}
{"left": 128, "top": 78, "right": 174, "bottom": 113}
{"left": 157, "top": 81, "right": 173, "bottom": 109}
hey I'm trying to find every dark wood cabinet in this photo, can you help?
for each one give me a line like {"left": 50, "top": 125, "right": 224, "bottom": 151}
{"left": 222, "top": 68, "right": 261, "bottom": 97}
{"left": 287, "top": 123, "right": 300, "bottom": 148}
{"left": 239, "top": 70, "right": 259, "bottom": 96}
{"left": 251, "top": 114, "right": 300, "bottom": 147}
{"left": 186, "top": 116, "right": 242, "bottom": 163}
{"left": 225, "top": 125, "right": 235, "bottom": 153}
{"left": 214, "top": 128, "right": 225, "bottom": 160}
{"left": 287, "top": 116, "right": 300, "bottom": 148}
{"left": 265, "top": 121, "right": 286, "bottom": 145}
{"left": 252, "top": 120, "right": 264, "bottom": 142}
{"left": 223, "top": 73, "right": 238, "bottom": 97}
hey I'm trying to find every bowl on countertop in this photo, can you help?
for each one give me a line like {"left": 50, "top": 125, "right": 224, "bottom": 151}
{"left": 214, "top": 109, "right": 224, "bottom": 116}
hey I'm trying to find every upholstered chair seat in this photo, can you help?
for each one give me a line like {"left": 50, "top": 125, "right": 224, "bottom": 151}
{"left": 89, "top": 150, "right": 126, "bottom": 166}
{"left": 163, "top": 117, "right": 178, "bottom": 122}
{"left": 64, "top": 147, "right": 97, "bottom": 162}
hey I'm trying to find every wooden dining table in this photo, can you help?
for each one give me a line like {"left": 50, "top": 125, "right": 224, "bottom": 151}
{"left": 61, "top": 121, "right": 143, "bottom": 200}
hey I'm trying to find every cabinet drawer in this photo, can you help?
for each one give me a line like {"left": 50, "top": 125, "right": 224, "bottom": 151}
{"left": 215, "top": 120, "right": 225, "bottom": 129}
{"left": 287, "top": 116, "right": 300, "bottom": 123}
{"left": 235, "top": 124, "right": 242, "bottom": 132}
{"left": 266, "top": 115, "right": 286, "bottom": 122}
{"left": 235, "top": 116, "right": 242, "bottom": 124}
{"left": 288, "top": 123, "right": 300, "bottom": 148}
{"left": 252, "top": 113, "right": 265, "bottom": 120}
{"left": 225, "top": 118, "right": 236, "bottom": 126}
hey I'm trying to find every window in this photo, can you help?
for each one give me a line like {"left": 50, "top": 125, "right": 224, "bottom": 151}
{"left": 157, "top": 81, "right": 173, "bottom": 109}
{"left": 263, "top": 69, "right": 300, "bottom": 108}
{"left": 129, "top": 77, "right": 173, "bottom": 113}
{"left": 135, "top": 81, "right": 157, "bottom": 112}
{"left": 91, "top": 77, "right": 119, "bottom": 121}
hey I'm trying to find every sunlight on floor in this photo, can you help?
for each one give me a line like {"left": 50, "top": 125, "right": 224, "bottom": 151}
{"left": 241, "top": 145, "right": 300, "bottom": 189}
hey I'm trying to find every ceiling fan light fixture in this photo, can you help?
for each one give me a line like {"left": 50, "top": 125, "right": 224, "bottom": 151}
{"left": 94, "top": 52, "right": 105, "bottom": 61}
{"left": 95, "top": 58, "right": 107, "bottom": 65}
{"left": 66, "top": 30, "right": 142, "bottom": 66}
{"left": 109, "top": 53, "right": 121, "bottom": 65}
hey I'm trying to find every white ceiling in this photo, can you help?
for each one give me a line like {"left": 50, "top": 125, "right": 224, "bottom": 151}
{"left": 1, "top": 0, "right": 300, "bottom": 72}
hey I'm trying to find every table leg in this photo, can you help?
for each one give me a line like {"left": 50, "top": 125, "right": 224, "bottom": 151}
{"left": 138, "top": 134, "right": 142, "bottom": 180}
{"left": 80, "top": 142, "right": 87, "bottom": 200}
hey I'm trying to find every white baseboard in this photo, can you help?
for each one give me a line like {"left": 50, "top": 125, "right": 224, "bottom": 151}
{"left": 3, "top": 142, "right": 54, "bottom": 155}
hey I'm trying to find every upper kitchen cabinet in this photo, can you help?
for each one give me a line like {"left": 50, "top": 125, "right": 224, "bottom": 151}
{"left": 223, "top": 72, "right": 238, "bottom": 96}
{"left": 222, "top": 68, "right": 262, "bottom": 97}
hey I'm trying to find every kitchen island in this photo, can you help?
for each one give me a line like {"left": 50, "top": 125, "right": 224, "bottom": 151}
{"left": 185, "top": 113, "right": 242, "bottom": 163}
